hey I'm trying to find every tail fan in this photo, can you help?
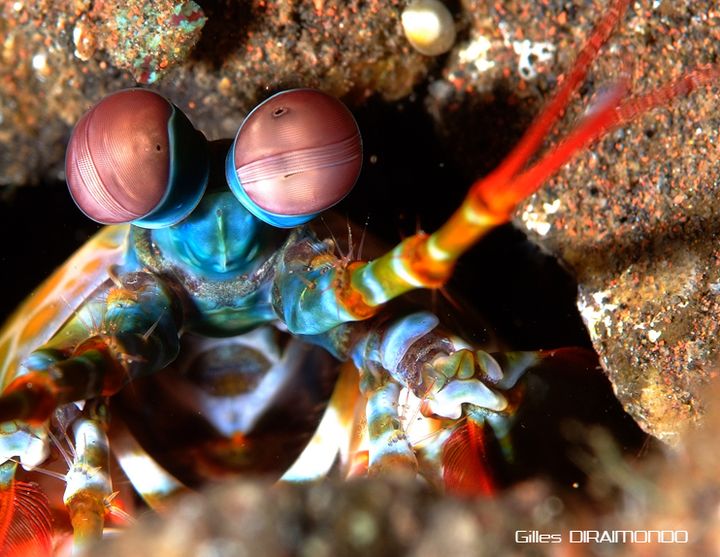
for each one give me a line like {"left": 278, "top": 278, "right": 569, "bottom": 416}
{"left": 0, "top": 481, "right": 53, "bottom": 557}
{"left": 442, "top": 418, "right": 495, "bottom": 496}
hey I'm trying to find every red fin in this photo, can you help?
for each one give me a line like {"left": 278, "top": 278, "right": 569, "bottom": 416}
{"left": 0, "top": 481, "right": 53, "bottom": 557}
{"left": 442, "top": 420, "right": 495, "bottom": 497}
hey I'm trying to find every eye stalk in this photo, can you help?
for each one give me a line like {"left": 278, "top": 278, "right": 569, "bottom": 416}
{"left": 226, "top": 89, "right": 363, "bottom": 228}
{"left": 66, "top": 89, "right": 209, "bottom": 229}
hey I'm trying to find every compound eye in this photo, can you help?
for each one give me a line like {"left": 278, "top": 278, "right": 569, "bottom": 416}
{"left": 226, "top": 89, "right": 362, "bottom": 228}
{"left": 66, "top": 89, "right": 209, "bottom": 229}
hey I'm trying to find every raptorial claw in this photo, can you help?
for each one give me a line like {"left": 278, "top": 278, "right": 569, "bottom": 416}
{"left": 421, "top": 378, "right": 508, "bottom": 420}
{"left": 442, "top": 416, "right": 498, "bottom": 497}
{"left": 418, "top": 349, "right": 545, "bottom": 420}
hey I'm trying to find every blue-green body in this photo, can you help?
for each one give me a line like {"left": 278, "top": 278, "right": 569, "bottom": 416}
{"left": 0, "top": 125, "right": 537, "bottom": 555}
{"left": 0, "top": 138, "right": 532, "bottom": 488}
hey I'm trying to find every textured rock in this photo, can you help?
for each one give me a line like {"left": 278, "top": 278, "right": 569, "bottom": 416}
{"left": 83, "top": 0, "right": 207, "bottom": 83}
{"left": 513, "top": 1, "right": 720, "bottom": 443}
{"left": 425, "top": 0, "right": 720, "bottom": 442}
{"left": 0, "top": 0, "right": 430, "bottom": 187}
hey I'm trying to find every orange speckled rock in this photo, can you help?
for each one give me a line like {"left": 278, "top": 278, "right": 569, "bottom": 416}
{"left": 0, "top": 0, "right": 429, "bottom": 187}
{"left": 422, "top": 0, "right": 720, "bottom": 442}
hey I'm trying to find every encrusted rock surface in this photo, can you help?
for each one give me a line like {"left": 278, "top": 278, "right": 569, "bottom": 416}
{"left": 424, "top": 0, "right": 720, "bottom": 442}
{"left": 0, "top": 0, "right": 429, "bottom": 186}
{"left": 511, "top": 1, "right": 720, "bottom": 443}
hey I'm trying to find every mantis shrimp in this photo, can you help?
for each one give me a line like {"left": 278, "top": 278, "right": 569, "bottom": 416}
{"left": 0, "top": 0, "right": 717, "bottom": 554}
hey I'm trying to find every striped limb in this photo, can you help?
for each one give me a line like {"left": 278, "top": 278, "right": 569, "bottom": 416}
{"left": 0, "top": 271, "right": 181, "bottom": 480}
{"left": 0, "top": 272, "right": 181, "bottom": 429}
{"left": 352, "top": 326, "right": 565, "bottom": 493}
{"left": 353, "top": 357, "right": 528, "bottom": 493}
{"left": 0, "top": 404, "right": 118, "bottom": 556}
{"left": 363, "top": 375, "right": 417, "bottom": 477}
{"left": 63, "top": 405, "right": 112, "bottom": 551}
{"left": 0, "top": 272, "right": 181, "bottom": 553}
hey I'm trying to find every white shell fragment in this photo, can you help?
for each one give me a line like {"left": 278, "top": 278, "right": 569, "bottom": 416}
{"left": 401, "top": 0, "right": 456, "bottom": 56}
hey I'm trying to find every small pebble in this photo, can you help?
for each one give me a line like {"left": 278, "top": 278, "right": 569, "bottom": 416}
{"left": 401, "top": 0, "right": 456, "bottom": 56}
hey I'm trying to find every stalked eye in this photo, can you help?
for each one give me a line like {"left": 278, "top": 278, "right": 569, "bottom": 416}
{"left": 66, "top": 89, "right": 209, "bottom": 229}
{"left": 226, "top": 89, "right": 362, "bottom": 228}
